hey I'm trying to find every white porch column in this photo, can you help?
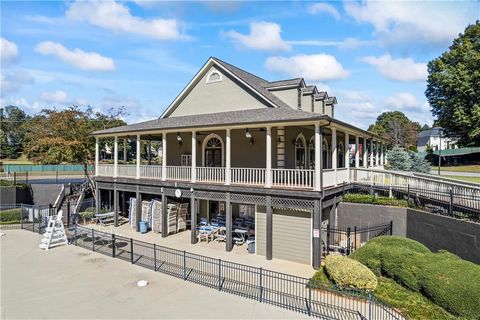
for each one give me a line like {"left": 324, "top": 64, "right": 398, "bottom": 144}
{"left": 123, "top": 138, "right": 127, "bottom": 163}
{"left": 331, "top": 128, "right": 337, "bottom": 186}
{"left": 380, "top": 143, "right": 384, "bottom": 165}
{"left": 113, "top": 136, "right": 118, "bottom": 178}
{"left": 266, "top": 126, "right": 272, "bottom": 188}
{"left": 162, "top": 133, "right": 167, "bottom": 181}
{"left": 345, "top": 133, "right": 350, "bottom": 169}
{"left": 355, "top": 136, "right": 360, "bottom": 168}
{"left": 370, "top": 139, "right": 374, "bottom": 167}
{"left": 363, "top": 138, "right": 368, "bottom": 168}
{"left": 314, "top": 124, "right": 321, "bottom": 191}
{"left": 136, "top": 134, "right": 141, "bottom": 179}
{"left": 225, "top": 128, "right": 231, "bottom": 185}
{"left": 191, "top": 131, "right": 196, "bottom": 183}
{"left": 375, "top": 141, "right": 380, "bottom": 166}
{"left": 95, "top": 137, "right": 99, "bottom": 177}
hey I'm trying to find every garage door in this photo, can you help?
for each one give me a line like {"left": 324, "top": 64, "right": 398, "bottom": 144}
{"left": 256, "top": 207, "right": 311, "bottom": 264}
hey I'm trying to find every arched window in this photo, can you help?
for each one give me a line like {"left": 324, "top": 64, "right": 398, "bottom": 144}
{"left": 338, "top": 141, "right": 344, "bottom": 168}
{"left": 295, "top": 134, "right": 306, "bottom": 169}
{"left": 202, "top": 134, "right": 224, "bottom": 167}
{"left": 206, "top": 70, "right": 222, "bottom": 84}
{"left": 322, "top": 138, "right": 330, "bottom": 169}
{"left": 308, "top": 136, "right": 315, "bottom": 169}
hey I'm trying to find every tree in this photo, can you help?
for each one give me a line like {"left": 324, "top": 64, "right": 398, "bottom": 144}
{"left": 24, "top": 106, "right": 126, "bottom": 198}
{"left": 385, "top": 146, "right": 412, "bottom": 171}
{"left": 425, "top": 21, "right": 480, "bottom": 146}
{"left": 368, "top": 111, "right": 421, "bottom": 149}
{"left": 409, "top": 153, "right": 431, "bottom": 174}
{"left": 0, "top": 106, "right": 31, "bottom": 159}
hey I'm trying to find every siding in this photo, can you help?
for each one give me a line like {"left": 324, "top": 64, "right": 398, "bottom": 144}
{"left": 270, "top": 88, "right": 298, "bottom": 109}
{"left": 256, "top": 206, "right": 266, "bottom": 256}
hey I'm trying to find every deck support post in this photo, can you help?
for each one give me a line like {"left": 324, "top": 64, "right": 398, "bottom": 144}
{"left": 370, "top": 139, "right": 374, "bottom": 168}
{"left": 312, "top": 198, "right": 322, "bottom": 269}
{"left": 96, "top": 183, "right": 101, "bottom": 214}
{"left": 225, "top": 129, "right": 231, "bottom": 185}
{"left": 355, "top": 136, "right": 360, "bottom": 168}
{"left": 135, "top": 186, "right": 142, "bottom": 232}
{"left": 191, "top": 131, "right": 196, "bottom": 183}
{"left": 345, "top": 133, "right": 350, "bottom": 170}
{"left": 114, "top": 184, "right": 118, "bottom": 227}
{"left": 266, "top": 195, "right": 273, "bottom": 260}
{"left": 375, "top": 141, "right": 380, "bottom": 167}
{"left": 363, "top": 138, "right": 368, "bottom": 168}
{"left": 190, "top": 191, "right": 197, "bottom": 244}
{"left": 161, "top": 190, "right": 168, "bottom": 237}
{"left": 136, "top": 134, "right": 141, "bottom": 179}
{"left": 225, "top": 192, "right": 232, "bottom": 252}
{"left": 113, "top": 136, "right": 118, "bottom": 178}
{"left": 314, "top": 124, "right": 321, "bottom": 191}
{"left": 123, "top": 138, "right": 127, "bottom": 163}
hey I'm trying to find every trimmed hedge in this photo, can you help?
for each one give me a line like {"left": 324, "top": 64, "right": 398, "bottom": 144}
{"left": 419, "top": 251, "right": 480, "bottom": 319}
{"left": 343, "top": 193, "right": 408, "bottom": 207}
{"left": 0, "top": 208, "right": 21, "bottom": 224}
{"left": 351, "top": 236, "right": 480, "bottom": 319}
{"left": 324, "top": 255, "right": 377, "bottom": 291}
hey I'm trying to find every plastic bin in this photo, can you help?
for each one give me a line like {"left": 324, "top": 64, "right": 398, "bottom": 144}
{"left": 247, "top": 240, "right": 255, "bottom": 254}
{"left": 139, "top": 221, "right": 148, "bottom": 234}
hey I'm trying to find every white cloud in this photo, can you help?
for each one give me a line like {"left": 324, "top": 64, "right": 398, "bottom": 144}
{"left": 101, "top": 96, "right": 140, "bottom": 109}
{"left": 224, "top": 22, "right": 291, "bottom": 52}
{"left": 344, "top": 0, "right": 478, "bottom": 47}
{"left": 385, "top": 92, "right": 420, "bottom": 111}
{"left": 265, "top": 54, "right": 349, "bottom": 81}
{"left": 308, "top": 3, "right": 340, "bottom": 20}
{"left": 40, "top": 90, "right": 86, "bottom": 106}
{"left": 361, "top": 54, "right": 427, "bottom": 82}
{"left": 35, "top": 41, "right": 116, "bottom": 72}
{"left": 0, "top": 71, "right": 33, "bottom": 96}
{"left": 1, "top": 37, "right": 18, "bottom": 64}
{"left": 287, "top": 37, "right": 373, "bottom": 49}
{"left": 66, "top": 0, "right": 184, "bottom": 40}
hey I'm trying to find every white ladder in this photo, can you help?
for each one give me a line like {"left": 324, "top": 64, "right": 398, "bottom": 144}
{"left": 39, "top": 210, "right": 68, "bottom": 250}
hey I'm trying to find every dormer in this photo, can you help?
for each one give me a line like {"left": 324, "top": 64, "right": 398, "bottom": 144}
{"left": 301, "top": 85, "right": 318, "bottom": 112}
{"left": 265, "top": 78, "right": 305, "bottom": 110}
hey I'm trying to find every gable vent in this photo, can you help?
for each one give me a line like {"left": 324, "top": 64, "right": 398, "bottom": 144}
{"left": 206, "top": 70, "right": 223, "bottom": 84}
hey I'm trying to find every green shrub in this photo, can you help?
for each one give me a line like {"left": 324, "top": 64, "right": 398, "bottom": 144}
{"left": 310, "top": 266, "right": 334, "bottom": 289}
{"left": 418, "top": 251, "right": 480, "bottom": 319}
{"left": 324, "top": 255, "right": 377, "bottom": 291}
{"left": 79, "top": 210, "right": 95, "bottom": 221}
{"left": 0, "top": 208, "right": 21, "bottom": 224}
{"left": 342, "top": 193, "right": 408, "bottom": 207}
{"left": 350, "top": 236, "right": 430, "bottom": 291}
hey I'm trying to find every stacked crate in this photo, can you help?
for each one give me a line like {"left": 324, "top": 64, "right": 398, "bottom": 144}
{"left": 167, "top": 203, "right": 178, "bottom": 234}
{"left": 177, "top": 203, "right": 188, "bottom": 232}
{"left": 141, "top": 201, "right": 152, "bottom": 228}
{"left": 129, "top": 197, "right": 137, "bottom": 229}
{"left": 151, "top": 199, "right": 162, "bottom": 233}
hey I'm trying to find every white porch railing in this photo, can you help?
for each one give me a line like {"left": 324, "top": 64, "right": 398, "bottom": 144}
{"left": 166, "top": 166, "right": 191, "bottom": 181}
{"left": 140, "top": 165, "right": 162, "bottom": 179}
{"left": 272, "top": 168, "right": 314, "bottom": 188}
{"left": 97, "top": 164, "right": 114, "bottom": 176}
{"left": 117, "top": 164, "right": 136, "bottom": 178}
{"left": 336, "top": 168, "right": 349, "bottom": 185}
{"left": 231, "top": 168, "right": 266, "bottom": 186}
{"left": 323, "top": 169, "right": 335, "bottom": 188}
{"left": 196, "top": 167, "right": 225, "bottom": 183}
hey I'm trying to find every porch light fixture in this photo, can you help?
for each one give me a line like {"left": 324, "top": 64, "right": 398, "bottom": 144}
{"left": 245, "top": 129, "right": 252, "bottom": 139}
{"left": 176, "top": 133, "right": 182, "bottom": 144}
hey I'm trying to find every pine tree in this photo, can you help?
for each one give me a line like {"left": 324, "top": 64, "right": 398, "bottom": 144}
{"left": 385, "top": 146, "right": 412, "bottom": 171}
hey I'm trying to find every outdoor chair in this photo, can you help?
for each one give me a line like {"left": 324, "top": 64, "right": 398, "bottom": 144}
{"left": 214, "top": 227, "right": 226, "bottom": 242}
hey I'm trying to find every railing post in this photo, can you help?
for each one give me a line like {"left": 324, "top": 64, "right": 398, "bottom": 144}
{"left": 130, "top": 238, "right": 134, "bottom": 264}
{"left": 218, "top": 259, "right": 222, "bottom": 291}
{"left": 92, "top": 228, "right": 95, "bottom": 251}
{"left": 407, "top": 183, "right": 411, "bottom": 206}
{"left": 20, "top": 206, "right": 23, "bottom": 229}
{"left": 449, "top": 187, "right": 454, "bottom": 216}
{"left": 183, "top": 250, "right": 187, "bottom": 280}
{"left": 346, "top": 227, "right": 351, "bottom": 255}
{"left": 26, "top": 171, "right": 28, "bottom": 184}
{"left": 326, "top": 224, "right": 330, "bottom": 255}
{"left": 354, "top": 226, "right": 357, "bottom": 251}
{"left": 153, "top": 244, "right": 157, "bottom": 271}
{"left": 368, "top": 291, "right": 372, "bottom": 320}
{"left": 259, "top": 267, "right": 264, "bottom": 302}
{"left": 112, "top": 234, "right": 116, "bottom": 258}
{"left": 13, "top": 172, "right": 16, "bottom": 185}
{"left": 390, "top": 221, "right": 393, "bottom": 236}
{"left": 307, "top": 280, "right": 312, "bottom": 317}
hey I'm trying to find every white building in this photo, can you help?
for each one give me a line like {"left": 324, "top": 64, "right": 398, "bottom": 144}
{"left": 417, "top": 127, "right": 458, "bottom": 152}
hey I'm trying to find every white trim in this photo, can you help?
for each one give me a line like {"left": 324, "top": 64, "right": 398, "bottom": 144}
{"left": 202, "top": 133, "right": 225, "bottom": 167}
{"left": 160, "top": 58, "right": 281, "bottom": 119}
{"left": 206, "top": 69, "right": 223, "bottom": 84}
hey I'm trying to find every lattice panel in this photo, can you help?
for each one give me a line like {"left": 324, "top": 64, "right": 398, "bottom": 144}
{"left": 230, "top": 194, "right": 266, "bottom": 205}
{"left": 163, "top": 188, "right": 192, "bottom": 198}
{"left": 195, "top": 191, "right": 226, "bottom": 201}
{"left": 271, "top": 197, "right": 314, "bottom": 210}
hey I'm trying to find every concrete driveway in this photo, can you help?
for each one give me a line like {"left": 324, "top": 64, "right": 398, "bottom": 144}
{"left": 1, "top": 230, "right": 307, "bottom": 319}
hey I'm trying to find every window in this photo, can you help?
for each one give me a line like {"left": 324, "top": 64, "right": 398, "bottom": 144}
{"left": 295, "top": 133, "right": 306, "bottom": 169}
{"left": 202, "top": 134, "right": 224, "bottom": 167}
{"left": 206, "top": 70, "right": 222, "bottom": 83}
{"left": 322, "top": 138, "right": 330, "bottom": 169}
{"left": 181, "top": 154, "right": 191, "bottom": 166}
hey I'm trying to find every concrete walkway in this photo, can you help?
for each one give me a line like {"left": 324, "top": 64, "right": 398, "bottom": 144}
{"left": 430, "top": 170, "right": 480, "bottom": 177}
{"left": 1, "top": 230, "right": 307, "bottom": 319}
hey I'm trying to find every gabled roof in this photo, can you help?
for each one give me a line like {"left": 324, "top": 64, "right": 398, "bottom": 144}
{"left": 326, "top": 96, "right": 337, "bottom": 105}
{"left": 302, "top": 85, "right": 318, "bottom": 95}
{"left": 315, "top": 92, "right": 328, "bottom": 100}
{"left": 264, "top": 78, "right": 304, "bottom": 89}
{"left": 418, "top": 127, "right": 443, "bottom": 138}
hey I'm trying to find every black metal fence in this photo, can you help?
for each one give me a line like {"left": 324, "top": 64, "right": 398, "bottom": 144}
{"left": 65, "top": 225, "right": 403, "bottom": 320}
{"left": 322, "top": 222, "right": 392, "bottom": 256}
{"left": 344, "top": 183, "right": 480, "bottom": 223}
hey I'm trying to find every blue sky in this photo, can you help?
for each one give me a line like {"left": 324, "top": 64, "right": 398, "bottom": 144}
{"left": 1, "top": 1, "right": 478, "bottom": 129}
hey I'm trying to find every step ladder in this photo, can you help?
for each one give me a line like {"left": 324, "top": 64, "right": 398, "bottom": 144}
{"left": 39, "top": 210, "right": 68, "bottom": 250}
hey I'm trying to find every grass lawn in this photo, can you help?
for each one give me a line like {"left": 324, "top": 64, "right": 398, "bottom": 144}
{"left": 310, "top": 267, "right": 457, "bottom": 320}
{"left": 442, "top": 175, "right": 480, "bottom": 183}
{"left": 432, "top": 164, "right": 480, "bottom": 173}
